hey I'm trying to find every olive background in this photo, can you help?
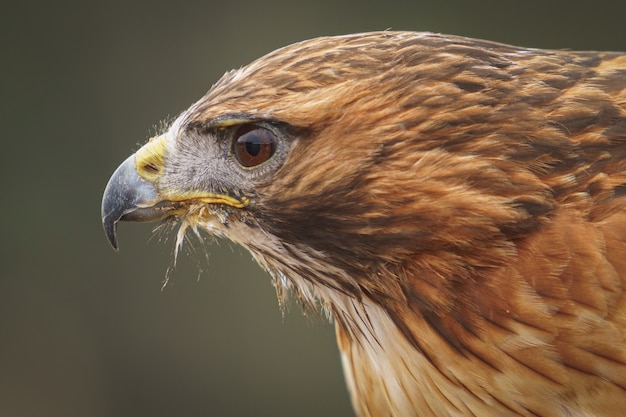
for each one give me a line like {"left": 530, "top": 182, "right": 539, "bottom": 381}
{"left": 3, "top": 1, "right": 625, "bottom": 416}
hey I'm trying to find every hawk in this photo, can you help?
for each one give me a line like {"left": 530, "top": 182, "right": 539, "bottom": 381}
{"left": 102, "top": 32, "right": 626, "bottom": 416}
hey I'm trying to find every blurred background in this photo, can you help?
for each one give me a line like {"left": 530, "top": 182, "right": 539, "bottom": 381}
{"left": 2, "top": 1, "right": 625, "bottom": 416}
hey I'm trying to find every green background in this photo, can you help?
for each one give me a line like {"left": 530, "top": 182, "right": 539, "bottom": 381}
{"left": 3, "top": 1, "right": 625, "bottom": 416}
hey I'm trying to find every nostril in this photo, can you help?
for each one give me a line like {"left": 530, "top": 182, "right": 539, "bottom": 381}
{"left": 134, "top": 134, "right": 168, "bottom": 181}
{"left": 142, "top": 162, "right": 161, "bottom": 174}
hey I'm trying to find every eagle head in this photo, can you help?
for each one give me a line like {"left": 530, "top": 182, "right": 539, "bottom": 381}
{"left": 103, "top": 32, "right": 547, "bottom": 305}
{"left": 102, "top": 32, "right": 626, "bottom": 417}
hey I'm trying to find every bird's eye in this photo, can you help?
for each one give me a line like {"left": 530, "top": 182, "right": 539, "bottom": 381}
{"left": 232, "top": 125, "right": 277, "bottom": 168}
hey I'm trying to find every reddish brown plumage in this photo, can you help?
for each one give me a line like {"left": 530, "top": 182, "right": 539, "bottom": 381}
{"left": 104, "top": 32, "right": 626, "bottom": 416}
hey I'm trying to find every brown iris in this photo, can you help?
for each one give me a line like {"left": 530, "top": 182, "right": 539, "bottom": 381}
{"left": 232, "top": 125, "right": 278, "bottom": 167}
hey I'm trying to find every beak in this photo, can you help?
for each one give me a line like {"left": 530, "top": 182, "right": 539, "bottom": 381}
{"left": 101, "top": 154, "right": 171, "bottom": 251}
{"left": 101, "top": 135, "right": 174, "bottom": 250}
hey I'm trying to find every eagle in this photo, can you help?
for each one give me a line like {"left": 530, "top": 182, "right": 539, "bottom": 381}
{"left": 101, "top": 32, "right": 626, "bottom": 416}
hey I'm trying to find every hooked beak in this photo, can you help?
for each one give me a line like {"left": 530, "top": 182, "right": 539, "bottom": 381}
{"left": 101, "top": 153, "right": 173, "bottom": 251}
{"left": 101, "top": 134, "right": 176, "bottom": 250}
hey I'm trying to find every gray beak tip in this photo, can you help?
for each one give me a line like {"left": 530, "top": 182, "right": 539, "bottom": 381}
{"left": 101, "top": 174, "right": 124, "bottom": 251}
{"left": 101, "top": 154, "right": 162, "bottom": 252}
{"left": 103, "top": 216, "right": 120, "bottom": 251}
{"left": 102, "top": 153, "right": 176, "bottom": 251}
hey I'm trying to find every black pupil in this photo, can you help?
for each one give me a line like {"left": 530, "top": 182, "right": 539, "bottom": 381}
{"left": 245, "top": 138, "right": 262, "bottom": 156}
{"left": 234, "top": 126, "right": 277, "bottom": 167}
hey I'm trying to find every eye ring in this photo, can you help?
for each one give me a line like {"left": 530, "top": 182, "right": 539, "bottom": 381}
{"left": 232, "top": 124, "right": 278, "bottom": 168}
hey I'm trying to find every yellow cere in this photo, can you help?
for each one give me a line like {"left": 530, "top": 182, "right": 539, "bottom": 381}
{"left": 135, "top": 135, "right": 168, "bottom": 182}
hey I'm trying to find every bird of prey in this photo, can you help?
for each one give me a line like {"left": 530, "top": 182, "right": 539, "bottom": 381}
{"left": 102, "top": 32, "right": 626, "bottom": 416}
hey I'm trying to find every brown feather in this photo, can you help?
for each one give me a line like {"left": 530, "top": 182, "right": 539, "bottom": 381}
{"left": 128, "top": 32, "right": 626, "bottom": 416}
